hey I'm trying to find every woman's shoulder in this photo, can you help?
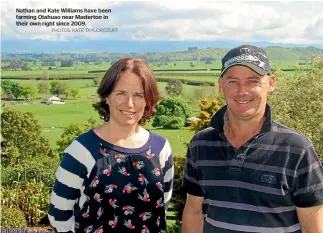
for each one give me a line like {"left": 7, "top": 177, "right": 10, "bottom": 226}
{"left": 65, "top": 128, "right": 99, "bottom": 153}
{"left": 148, "top": 130, "right": 167, "bottom": 144}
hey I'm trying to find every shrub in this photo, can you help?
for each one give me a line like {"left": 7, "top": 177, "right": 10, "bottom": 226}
{"left": 152, "top": 115, "right": 169, "bottom": 128}
{"left": 269, "top": 54, "right": 323, "bottom": 159}
{"left": 152, "top": 97, "right": 191, "bottom": 129}
{"left": 171, "top": 156, "right": 186, "bottom": 225}
{"left": 165, "top": 80, "right": 183, "bottom": 97}
{"left": 191, "top": 97, "right": 223, "bottom": 133}
{"left": 1, "top": 109, "right": 53, "bottom": 167}
{"left": 164, "top": 117, "right": 185, "bottom": 129}
{"left": 1, "top": 207, "right": 27, "bottom": 229}
{"left": 1, "top": 156, "right": 60, "bottom": 188}
{"left": 1, "top": 180, "right": 51, "bottom": 226}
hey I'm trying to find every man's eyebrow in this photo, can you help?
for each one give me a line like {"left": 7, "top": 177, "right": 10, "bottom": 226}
{"left": 224, "top": 75, "right": 262, "bottom": 79}
{"left": 224, "top": 76, "right": 236, "bottom": 79}
{"left": 247, "top": 75, "right": 262, "bottom": 79}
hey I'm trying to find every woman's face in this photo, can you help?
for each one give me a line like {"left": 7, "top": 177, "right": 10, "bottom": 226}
{"left": 106, "top": 72, "right": 146, "bottom": 127}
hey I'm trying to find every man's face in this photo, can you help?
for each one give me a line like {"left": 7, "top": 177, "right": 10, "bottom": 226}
{"left": 218, "top": 65, "right": 276, "bottom": 121}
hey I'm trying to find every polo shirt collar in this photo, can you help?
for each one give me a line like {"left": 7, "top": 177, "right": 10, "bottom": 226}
{"left": 210, "top": 104, "right": 273, "bottom": 134}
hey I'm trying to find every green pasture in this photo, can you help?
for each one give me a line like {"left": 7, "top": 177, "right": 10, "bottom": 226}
{"left": 2, "top": 61, "right": 299, "bottom": 157}
{"left": 5, "top": 93, "right": 198, "bottom": 156}
{"left": 1, "top": 59, "right": 299, "bottom": 77}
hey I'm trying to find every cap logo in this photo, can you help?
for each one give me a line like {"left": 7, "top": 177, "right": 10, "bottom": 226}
{"left": 224, "top": 47, "right": 268, "bottom": 69}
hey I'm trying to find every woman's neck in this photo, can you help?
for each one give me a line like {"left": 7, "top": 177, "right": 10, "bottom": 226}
{"left": 94, "top": 121, "right": 149, "bottom": 148}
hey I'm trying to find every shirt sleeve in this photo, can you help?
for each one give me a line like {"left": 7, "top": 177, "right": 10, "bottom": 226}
{"left": 160, "top": 139, "right": 174, "bottom": 211}
{"left": 182, "top": 141, "right": 204, "bottom": 197}
{"left": 292, "top": 144, "right": 323, "bottom": 207}
{"left": 48, "top": 140, "right": 91, "bottom": 233}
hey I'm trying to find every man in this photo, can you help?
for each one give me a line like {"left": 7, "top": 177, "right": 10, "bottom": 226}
{"left": 182, "top": 44, "right": 323, "bottom": 233}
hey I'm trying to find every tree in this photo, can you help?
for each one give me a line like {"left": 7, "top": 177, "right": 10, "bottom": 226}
{"left": 268, "top": 54, "right": 323, "bottom": 159}
{"left": 41, "top": 71, "right": 50, "bottom": 80}
{"left": 1, "top": 80, "right": 14, "bottom": 98}
{"left": 37, "top": 81, "right": 50, "bottom": 96}
{"left": 11, "top": 82, "right": 23, "bottom": 100}
{"left": 64, "top": 88, "right": 71, "bottom": 99}
{"left": 50, "top": 81, "right": 70, "bottom": 97}
{"left": 70, "top": 88, "right": 80, "bottom": 99}
{"left": 1, "top": 109, "right": 53, "bottom": 166}
{"left": 21, "top": 84, "right": 38, "bottom": 101}
{"left": 60, "top": 59, "right": 73, "bottom": 67}
{"left": 152, "top": 97, "right": 191, "bottom": 129}
{"left": 165, "top": 80, "right": 183, "bottom": 97}
{"left": 56, "top": 119, "right": 98, "bottom": 157}
{"left": 191, "top": 97, "right": 223, "bottom": 133}
{"left": 93, "top": 77, "right": 101, "bottom": 86}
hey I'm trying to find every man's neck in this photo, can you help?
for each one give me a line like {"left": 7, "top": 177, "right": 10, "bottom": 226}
{"left": 224, "top": 112, "right": 265, "bottom": 148}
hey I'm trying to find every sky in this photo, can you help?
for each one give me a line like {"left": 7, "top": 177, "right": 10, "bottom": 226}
{"left": 1, "top": 1, "right": 323, "bottom": 45}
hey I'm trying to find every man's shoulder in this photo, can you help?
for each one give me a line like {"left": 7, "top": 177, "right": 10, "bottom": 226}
{"left": 271, "top": 121, "right": 313, "bottom": 149}
{"left": 191, "top": 127, "right": 220, "bottom": 142}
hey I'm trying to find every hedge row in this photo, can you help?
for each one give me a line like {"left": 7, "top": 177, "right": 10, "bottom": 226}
{"left": 155, "top": 72, "right": 219, "bottom": 77}
{"left": 157, "top": 77, "right": 215, "bottom": 86}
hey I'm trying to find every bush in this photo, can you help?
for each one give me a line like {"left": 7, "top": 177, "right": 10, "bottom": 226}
{"left": 152, "top": 115, "right": 169, "bottom": 128}
{"left": 1, "top": 156, "right": 60, "bottom": 188}
{"left": 152, "top": 97, "right": 191, "bottom": 129}
{"left": 269, "top": 54, "right": 323, "bottom": 159}
{"left": 1, "top": 180, "right": 51, "bottom": 226}
{"left": 165, "top": 80, "right": 183, "bottom": 97}
{"left": 191, "top": 97, "right": 223, "bottom": 133}
{"left": 164, "top": 117, "right": 185, "bottom": 129}
{"left": 1, "top": 109, "right": 53, "bottom": 167}
{"left": 171, "top": 156, "right": 186, "bottom": 225}
{"left": 1, "top": 207, "right": 27, "bottom": 229}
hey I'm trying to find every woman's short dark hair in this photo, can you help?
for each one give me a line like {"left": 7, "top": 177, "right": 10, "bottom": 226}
{"left": 92, "top": 58, "right": 160, "bottom": 125}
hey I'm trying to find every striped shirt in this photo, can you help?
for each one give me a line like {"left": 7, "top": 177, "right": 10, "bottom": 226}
{"left": 48, "top": 129, "right": 174, "bottom": 233}
{"left": 183, "top": 104, "right": 323, "bottom": 233}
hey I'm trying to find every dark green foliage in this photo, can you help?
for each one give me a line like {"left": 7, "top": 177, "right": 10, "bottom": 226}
{"left": 164, "top": 117, "right": 185, "bottom": 129}
{"left": 152, "top": 97, "right": 191, "bottom": 129}
{"left": 171, "top": 156, "right": 186, "bottom": 225}
{"left": 56, "top": 119, "right": 98, "bottom": 157}
{"left": 1, "top": 109, "right": 54, "bottom": 167}
{"left": 1, "top": 156, "right": 60, "bottom": 188}
{"left": 1, "top": 208, "right": 27, "bottom": 229}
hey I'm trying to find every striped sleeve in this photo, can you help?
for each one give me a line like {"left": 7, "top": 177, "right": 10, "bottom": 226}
{"left": 182, "top": 142, "right": 204, "bottom": 197}
{"left": 159, "top": 139, "right": 174, "bottom": 211}
{"left": 48, "top": 140, "right": 95, "bottom": 233}
{"left": 292, "top": 144, "right": 323, "bottom": 207}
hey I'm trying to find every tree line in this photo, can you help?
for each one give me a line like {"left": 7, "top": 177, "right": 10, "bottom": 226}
{"left": 1, "top": 80, "right": 80, "bottom": 101}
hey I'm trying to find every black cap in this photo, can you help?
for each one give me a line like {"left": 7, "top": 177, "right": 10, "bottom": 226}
{"left": 220, "top": 44, "right": 272, "bottom": 76}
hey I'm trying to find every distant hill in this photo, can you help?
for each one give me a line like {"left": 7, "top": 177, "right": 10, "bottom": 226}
{"left": 1, "top": 39, "right": 323, "bottom": 55}
{"left": 2, "top": 45, "right": 322, "bottom": 63}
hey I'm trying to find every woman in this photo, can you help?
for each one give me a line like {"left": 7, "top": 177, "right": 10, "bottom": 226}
{"left": 48, "top": 58, "right": 174, "bottom": 233}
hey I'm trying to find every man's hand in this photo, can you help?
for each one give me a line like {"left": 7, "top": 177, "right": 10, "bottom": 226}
{"left": 182, "top": 194, "right": 204, "bottom": 233}
{"left": 296, "top": 205, "right": 323, "bottom": 233}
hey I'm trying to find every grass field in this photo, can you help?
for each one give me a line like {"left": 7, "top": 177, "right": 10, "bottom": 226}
{"left": 2, "top": 60, "right": 299, "bottom": 157}
{"left": 1, "top": 60, "right": 299, "bottom": 77}
{"left": 5, "top": 93, "right": 198, "bottom": 156}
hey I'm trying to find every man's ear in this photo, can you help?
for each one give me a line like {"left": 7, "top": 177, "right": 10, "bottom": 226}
{"left": 268, "top": 75, "right": 276, "bottom": 94}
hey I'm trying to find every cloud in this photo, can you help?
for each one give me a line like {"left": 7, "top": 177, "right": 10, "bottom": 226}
{"left": 1, "top": 1, "right": 323, "bottom": 44}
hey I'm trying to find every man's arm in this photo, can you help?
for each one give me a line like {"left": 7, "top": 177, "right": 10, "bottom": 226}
{"left": 292, "top": 144, "right": 323, "bottom": 233}
{"left": 182, "top": 194, "right": 204, "bottom": 233}
{"left": 296, "top": 205, "right": 323, "bottom": 233}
